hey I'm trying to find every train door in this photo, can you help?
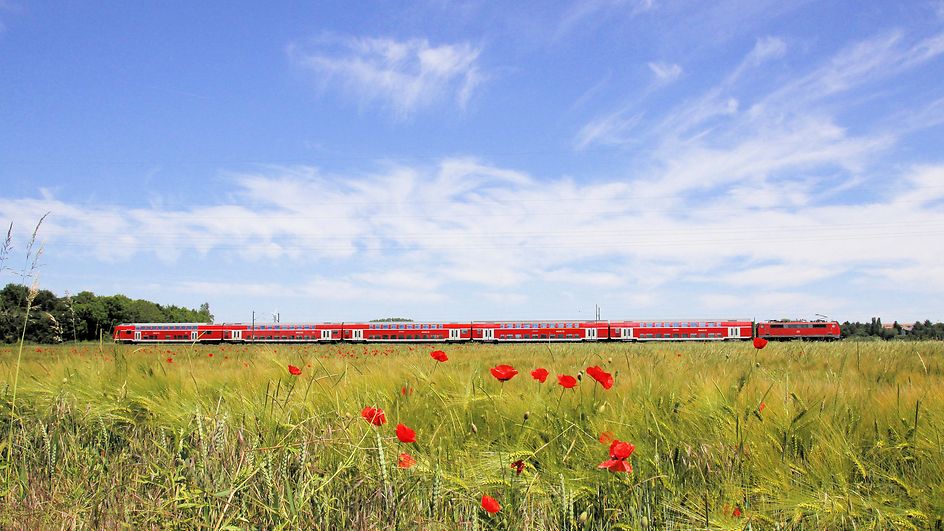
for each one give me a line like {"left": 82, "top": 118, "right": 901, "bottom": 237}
{"left": 352, "top": 329, "right": 364, "bottom": 341}
{"left": 585, "top": 327, "right": 598, "bottom": 340}
{"left": 134, "top": 331, "right": 141, "bottom": 342}
{"left": 728, "top": 326, "right": 741, "bottom": 339}
{"left": 448, "top": 328, "right": 461, "bottom": 341}
{"left": 321, "top": 329, "right": 332, "bottom": 341}
{"left": 232, "top": 330, "right": 242, "bottom": 341}
{"left": 482, "top": 328, "right": 495, "bottom": 341}
{"left": 621, "top": 327, "right": 633, "bottom": 340}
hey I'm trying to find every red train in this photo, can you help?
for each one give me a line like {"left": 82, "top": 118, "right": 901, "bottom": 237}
{"left": 112, "top": 319, "right": 840, "bottom": 343}
{"left": 755, "top": 320, "right": 841, "bottom": 341}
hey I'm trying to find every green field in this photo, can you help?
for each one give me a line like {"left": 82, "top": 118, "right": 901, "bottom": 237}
{"left": 0, "top": 340, "right": 942, "bottom": 529}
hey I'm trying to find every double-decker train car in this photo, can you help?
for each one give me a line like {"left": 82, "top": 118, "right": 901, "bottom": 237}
{"left": 113, "top": 323, "right": 204, "bottom": 343}
{"left": 471, "top": 321, "right": 608, "bottom": 342}
{"left": 113, "top": 318, "right": 842, "bottom": 344}
{"left": 609, "top": 319, "right": 753, "bottom": 341}
{"left": 342, "top": 322, "right": 470, "bottom": 342}
{"left": 755, "top": 320, "right": 841, "bottom": 341}
{"left": 237, "top": 323, "right": 343, "bottom": 342}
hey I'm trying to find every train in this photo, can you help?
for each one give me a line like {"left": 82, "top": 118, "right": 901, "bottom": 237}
{"left": 112, "top": 319, "right": 841, "bottom": 343}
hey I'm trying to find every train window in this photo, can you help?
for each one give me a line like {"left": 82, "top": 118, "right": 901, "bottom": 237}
{"left": 813, "top": 324, "right": 826, "bottom": 328}
{"left": 540, "top": 334, "right": 547, "bottom": 339}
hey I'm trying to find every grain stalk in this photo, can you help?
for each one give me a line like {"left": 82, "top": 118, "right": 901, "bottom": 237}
{"left": 0, "top": 212, "right": 49, "bottom": 494}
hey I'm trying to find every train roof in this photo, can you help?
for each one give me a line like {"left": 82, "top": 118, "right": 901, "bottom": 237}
{"left": 117, "top": 322, "right": 208, "bottom": 327}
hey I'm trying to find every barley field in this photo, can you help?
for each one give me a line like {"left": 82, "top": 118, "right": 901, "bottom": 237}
{"left": 0, "top": 340, "right": 942, "bottom": 529}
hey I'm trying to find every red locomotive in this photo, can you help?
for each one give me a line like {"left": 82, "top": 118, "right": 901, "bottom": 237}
{"left": 755, "top": 320, "right": 841, "bottom": 341}
{"left": 113, "top": 318, "right": 841, "bottom": 343}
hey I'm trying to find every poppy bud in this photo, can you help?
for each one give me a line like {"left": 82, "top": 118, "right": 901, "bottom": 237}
{"left": 607, "top": 357, "right": 612, "bottom": 364}
{"left": 523, "top": 411, "right": 530, "bottom": 421}
{"left": 577, "top": 372, "right": 583, "bottom": 381}
{"left": 579, "top": 511, "right": 589, "bottom": 524}
{"left": 598, "top": 404, "right": 605, "bottom": 413}
{"left": 471, "top": 422, "right": 478, "bottom": 434}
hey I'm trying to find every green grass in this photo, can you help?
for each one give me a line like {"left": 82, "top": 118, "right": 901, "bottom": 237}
{"left": 1, "top": 340, "right": 942, "bottom": 529}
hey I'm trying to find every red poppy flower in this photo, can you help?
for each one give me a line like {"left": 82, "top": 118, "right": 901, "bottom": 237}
{"left": 758, "top": 402, "right": 766, "bottom": 413}
{"left": 753, "top": 337, "right": 768, "bottom": 349}
{"left": 208, "top": 353, "right": 214, "bottom": 357}
{"left": 398, "top": 453, "right": 416, "bottom": 469}
{"left": 510, "top": 459, "right": 525, "bottom": 475}
{"left": 599, "top": 431, "right": 615, "bottom": 445}
{"left": 557, "top": 374, "right": 577, "bottom": 389}
{"left": 490, "top": 364, "right": 518, "bottom": 382}
{"left": 530, "top": 367, "right": 549, "bottom": 383}
{"left": 481, "top": 494, "right": 501, "bottom": 514}
{"left": 732, "top": 506, "right": 742, "bottom": 518}
{"left": 361, "top": 406, "right": 386, "bottom": 426}
{"left": 288, "top": 364, "right": 302, "bottom": 376}
{"left": 396, "top": 423, "right": 416, "bottom": 443}
{"left": 430, "top": 350, "right": 448, "bottom": 362}
{"left": 597, "top": 439, "right": 636, "bottom": 473}
{"left": 586, "top": 366, "right": 614, "bottom": 390}
{"left": 609, "top": 440, "right": 635, "bottom": 460}
{"left": 166, "top": 357, "right": 173, "bottom": 363}
{"left": 598, "top": 459, "right": 633, "bottom": 473}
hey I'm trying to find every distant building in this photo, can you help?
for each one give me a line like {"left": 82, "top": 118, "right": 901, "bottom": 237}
{"left": 882, "top": 322, "right": 914, "bottom": 333}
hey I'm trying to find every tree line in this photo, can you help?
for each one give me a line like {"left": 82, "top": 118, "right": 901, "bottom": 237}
{"left": 840, "top": 317, "right": 944, "bottom": 340}
{"left": 0, "top": 283, "right": 213, "bottom": 344}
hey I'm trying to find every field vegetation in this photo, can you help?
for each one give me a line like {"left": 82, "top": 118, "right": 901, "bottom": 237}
{"left": 0, "top": 340, "right": 942, "bottom": 529}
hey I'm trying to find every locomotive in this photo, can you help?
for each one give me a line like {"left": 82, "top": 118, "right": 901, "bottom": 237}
{"left": 112, "top": 318, "right": 840, "bottom": 343}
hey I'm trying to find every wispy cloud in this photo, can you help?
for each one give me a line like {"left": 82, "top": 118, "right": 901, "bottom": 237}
{"left": 647, "top": 61, "right": 682, "bottom": 83}
{"left": 289, "top": 35, "right": 484, "bottom": 118}
{"left": 575, "top": 29, "right": 944, "bottom": 201}
{"left": 3, "top": 156, "right": 944, "bottom": 321}
{"left": 557, "top": 0, "right": 654, "bottom": 37}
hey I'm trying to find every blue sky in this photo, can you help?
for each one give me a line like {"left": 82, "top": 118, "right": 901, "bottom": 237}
{"left": 2, "top": 1, "right": 944, "bottom": 324}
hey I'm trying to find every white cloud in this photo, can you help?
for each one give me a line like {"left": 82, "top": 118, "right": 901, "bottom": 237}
{"left": 648, "top": 61, "right": 682, "bottom": 83}
{"left": 289, "top": 35, "right": 483, "bottom": 118}
{"left": 3, "top": 157, "right": 944, "bottom": 322}
{"left": 747, "top": 36, "right": 787, "bottom": 65}
{"left": 558, "top": 0, "right": 655, "bottom": 36}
